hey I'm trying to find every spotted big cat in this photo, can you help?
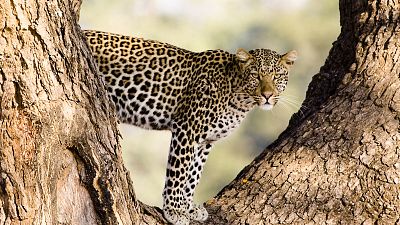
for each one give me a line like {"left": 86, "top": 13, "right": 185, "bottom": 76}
{"left": 83, "top": 30, "right": 297, "bottom": 225}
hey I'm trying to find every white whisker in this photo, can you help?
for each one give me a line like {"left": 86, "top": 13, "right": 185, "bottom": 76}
{"left": 274, "top": 95, "right": 309, "bottom": 119}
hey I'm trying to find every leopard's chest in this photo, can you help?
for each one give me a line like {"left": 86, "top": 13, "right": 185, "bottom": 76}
{"left": 203, "top": 111, "right": 245, "bottom": 143}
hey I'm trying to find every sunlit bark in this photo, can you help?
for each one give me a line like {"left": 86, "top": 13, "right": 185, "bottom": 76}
{"left": 1, "top": 0, "right": 399, "bottom": 224}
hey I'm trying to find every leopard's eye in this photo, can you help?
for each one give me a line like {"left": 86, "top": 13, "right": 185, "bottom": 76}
{"left": 249, "top": 70, "right": 260, "bottom": 79}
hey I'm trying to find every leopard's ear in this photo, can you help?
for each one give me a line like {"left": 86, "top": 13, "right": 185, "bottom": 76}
{"left": 236, "top": 48, "right": 253, "bottom": 62}
{"left": 281, "top": 50, "right": 297, "bottom": 67}
{"left": 236, "top": 48, "right": 253, "bottom": 69}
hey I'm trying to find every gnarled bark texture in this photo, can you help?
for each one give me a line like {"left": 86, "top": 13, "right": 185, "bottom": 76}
{"left": 0, "top": 0, "right": 399, "bottom": 225}
{"left": 0, "top": 0, "right": 145, "bottom": 224}
{"left": 203, "top": 0, "right": 400, "bottom": 224}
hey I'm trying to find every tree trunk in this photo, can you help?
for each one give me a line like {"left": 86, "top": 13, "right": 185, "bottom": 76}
{"left": 0, "top": 0, "right": 148, "bottom": 224}
{"left": 202, "top": 0, "right": 400, "bottom": 224}
{"left": 0, "top": 0, "right": 399, "bottom": 225}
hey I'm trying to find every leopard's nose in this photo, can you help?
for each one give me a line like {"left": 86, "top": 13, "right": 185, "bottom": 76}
{"left": 262, "top": 92, "right": 276, "bottom": 104}
{"left": 262, "top": 92, "right": 273, "bottom": 100}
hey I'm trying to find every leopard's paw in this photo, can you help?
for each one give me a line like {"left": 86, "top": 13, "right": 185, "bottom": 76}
{"left": 187, "top": 204, "right": 208, "bottom": 222}
{"left": 163, "top": 208, "right": 190, "bottom": 225}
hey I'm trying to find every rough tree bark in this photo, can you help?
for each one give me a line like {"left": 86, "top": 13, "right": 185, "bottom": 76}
{"left": 0, "top": 1, "right": 399, "bottom": 225}
{"left": 203, "top": 0, "right": 400, "bottom": 224}
{"left": 0, "top": 0, "right": 146, "bottom": 224}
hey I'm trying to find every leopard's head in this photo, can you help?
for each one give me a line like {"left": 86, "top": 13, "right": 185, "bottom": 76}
{"left": 235, "top": 48, "right": 297, "bottom": 110}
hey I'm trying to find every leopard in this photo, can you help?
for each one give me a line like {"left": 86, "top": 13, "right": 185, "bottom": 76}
{"left": 83, "top": 30, "right": 297, "bottom": 225}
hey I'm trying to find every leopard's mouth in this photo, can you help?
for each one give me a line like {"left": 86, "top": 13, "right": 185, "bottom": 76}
{"left": 260, "top": 94, "right": 277, "bottom": 110}
{"left": 261, "top": 94, "right": 269, "bottom": 103}
{"left": 261, "top": 94, "right": 277, "bottom": 105}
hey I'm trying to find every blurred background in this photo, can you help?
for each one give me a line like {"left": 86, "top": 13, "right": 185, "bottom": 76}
{"left": 80, "top": 0, "right": 339, "bottom": 207}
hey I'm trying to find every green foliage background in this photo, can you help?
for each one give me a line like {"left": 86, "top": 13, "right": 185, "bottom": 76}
{"left": 80, "top": 0, "right": 339, "bottom": 207}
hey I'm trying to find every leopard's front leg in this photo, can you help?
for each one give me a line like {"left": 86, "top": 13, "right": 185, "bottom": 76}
{"left": 162, "top": 122, "right": 195, "bottom": 225}
{"left": 184, "top": 143, "right": 213, "bottom": 222}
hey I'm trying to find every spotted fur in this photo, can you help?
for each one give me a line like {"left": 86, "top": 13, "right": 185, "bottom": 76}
{"left": 83, "top": 30, "right": 297, "bottom": 225}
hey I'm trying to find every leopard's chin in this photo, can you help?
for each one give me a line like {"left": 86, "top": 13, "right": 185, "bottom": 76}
{"left": 261, "top": 104, "right": 274, "bottom": 111}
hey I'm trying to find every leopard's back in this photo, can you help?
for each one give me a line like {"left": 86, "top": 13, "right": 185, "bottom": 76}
{"left": 84, "top": 30, "right": 194, "bottom": 130}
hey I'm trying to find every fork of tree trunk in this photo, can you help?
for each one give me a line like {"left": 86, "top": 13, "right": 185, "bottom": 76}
{"left": 0, "top": 0, "right": 399, "bottom": 224}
